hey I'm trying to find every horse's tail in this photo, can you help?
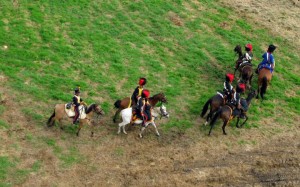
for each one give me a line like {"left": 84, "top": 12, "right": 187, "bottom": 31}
{"left": 261, "top": 76, "right": 268, "bottom": 98}
{"left": 47, "top": 109, "right": 55, "bottom": 126}
{"left": 114, "top": 100, "right": 121, "bottom": 109}
{"left": 201, "top": 98, "right": 212, "bottom": 117}
{"left": 210, "top": 107, "right": 221, "bottom": 127}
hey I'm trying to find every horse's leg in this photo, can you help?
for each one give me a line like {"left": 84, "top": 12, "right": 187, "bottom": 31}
{"left": 205, "top": 111, "right": 211, "bottom": 126}
{"left": 139, "top": 122, "right": 149, "bottom": 138}
{"left": 236, "top": 117, "right": 240, "bottom": 128}
{"left": 257, "top": 85, "right": 260, "bottom": 99}
{"left": 90, "top": 121, "right": 94, "bottom": 137}
{"left": 240, "top": 115, "right": 248, "bottom": 127}
{"left": 151, "top": 122, "right": 160, "bottom": 137}
{"left": 118, "top": 121, "right": 128, "bottom": 134}
{"left": 113, "top": 108, "right": 122, "bottom": 123}
{"left": 76, "top": 120, "right": 83, "bottom": 136}
{"left": 222, "top": 120, "right": 229, "bottom": 135}
{"left": 59, "top": 119, "right": 64, "bottom": 130}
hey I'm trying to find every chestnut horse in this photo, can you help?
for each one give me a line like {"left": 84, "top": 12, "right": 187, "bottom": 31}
{"left": 113, "top": 92, "right": 167, "bottom": 122}
{"left": 234, "top": 45, "right": 253, "bottom": 89}
{"left": 257, "top": 68, "right": 272, "bottom": 99}
{"left": 208, "top": 90, "right": 256, "bottom": 135}
{"left": 47, "top": 103, "right": 104, "bottom": 136}
{"left": 201, "top": 91, "right": 230, "bottom": 125}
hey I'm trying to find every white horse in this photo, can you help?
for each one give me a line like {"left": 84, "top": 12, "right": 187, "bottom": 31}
{"left": 118, "top": 105, "right": 169, "bottom": 138}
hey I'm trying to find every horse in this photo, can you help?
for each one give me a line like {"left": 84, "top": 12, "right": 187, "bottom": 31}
{"left": 113, "top": 92, "right": 168, "bottom": 122}
{"left": 234, "top": 45, "right": 253, "bottom": 89}
{"left": 208, "top": 90, "right": 256, "bottom": 135}
{"left": 257, "top": 68, "right": 272, "bottom": 99}
{"left": 117, "top": 105, "right": 169, "bottom": 138}
{"left": 200, "top": 91, "right": 230, "bottom": 125}
{"left": 47, "top": 103, "right": 104, "bottom": 137}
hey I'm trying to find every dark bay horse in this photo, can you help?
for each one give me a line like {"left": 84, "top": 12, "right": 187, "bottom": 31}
{"left": 47, "top": 103, "right": 104, "bottom": 136}
{"left": 201, "top": 91, "right": 229, "bottom": 125}
{"left": 234, "top": 45, "right": 253, "bottom": 89}
{"left": 257, "top": 68, "right": 272, "bottom": 99}
{"left": 208, "top": 90, "right": 256, "bottom": 135}
{"left": 113, "top": 92, "right": 167, "bottom": 122}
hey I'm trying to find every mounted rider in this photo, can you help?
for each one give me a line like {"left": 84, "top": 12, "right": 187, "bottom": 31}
{"left": 256, "top": 44, "right": 276, "bottom": 74}
{"left": 138, "top": 89, "right": 152, "bottom": 126}
{"left": 131, "top": 77, "right": 147, "bottom": 107}
{"left": 72, "top": 87, "right": 85, "bottom": 124}
{"left": 223, "top": 73, "right": 234, "bottom": 102}
{"left": 238, "top": 43, "right": 253, "bottom": 70}
{"left": 232, "top": 83, "right": 247, "bottom": 119}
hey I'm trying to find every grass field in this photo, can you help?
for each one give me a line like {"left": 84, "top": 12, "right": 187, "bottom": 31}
{"left": 0, "top": 0, "right": 299, "bottom": 186}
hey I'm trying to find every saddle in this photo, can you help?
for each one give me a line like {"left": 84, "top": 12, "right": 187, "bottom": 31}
{"left": 64, "top": 104, "right": 87, "bottom": 119}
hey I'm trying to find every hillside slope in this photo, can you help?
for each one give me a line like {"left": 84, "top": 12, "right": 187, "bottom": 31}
{"left": 0, "top": 1, "right": 299, "bottom": 186}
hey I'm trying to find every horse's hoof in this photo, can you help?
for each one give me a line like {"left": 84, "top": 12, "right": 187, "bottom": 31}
{"left": 76, "top": 133, "right": 79, "bottom": 136}
{"left": 123, "top": 132, "right": 127, "bottom": 135}
{"left": 223, "top": 133, "right": 227, "bottom": 135}
{"left": 139, "top": 134, "right": 143, "bottom": 138}
{"left": 117, "top": 131, "right": 120, "bottom": 134}
{"left": 204, "top": 121, "right": 208, "bottom": 126}
{"left": 156, "top": 133, "right": 160, "bottom": 137}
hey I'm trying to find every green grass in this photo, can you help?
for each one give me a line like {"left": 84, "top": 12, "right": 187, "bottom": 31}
{"left": 0, "top": 1, "right": 299, "bottom": 184}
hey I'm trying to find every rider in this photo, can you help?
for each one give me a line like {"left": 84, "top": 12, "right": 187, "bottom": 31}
{"left": 138, "top": 89, "right": 152, "bottom": 126}
{"left": 131, "top": 77, "right": 147, "bottom": 107}
{"left": 256, "top": 44, "right": 276, "bottom": 74}
{"left": 243, "top": 43, "right": 253, "bottom": 63}
{"left": 223, "top": 73, "right": 234, "bottom": 102}
{"left": 232, "top": 83, "right": 246, "bottom": 118}
{"left": 72, "top": 87, "right": 83, "bottom": 124}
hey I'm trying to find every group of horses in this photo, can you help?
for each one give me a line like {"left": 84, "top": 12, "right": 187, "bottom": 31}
{"left": 201, "top": 45, "right": 273, "bottom": 135}
{"left": 46, "top": 45, "right": 273, "bottom": 138}
{"left": 47, "top": 92, "right": 169, "bottom": 138}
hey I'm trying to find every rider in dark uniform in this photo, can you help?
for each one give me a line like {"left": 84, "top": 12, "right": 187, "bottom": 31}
{"left": 72, "top": 87, "right": 83, "bottom": 124}
{"left": 232, "top": 83, "right": 246, "bottom": 118}
{"left": 138, "top": 89, "right": 152, "bottom": 126}
{"left": 131, "top": 77, "right": 147, "bottom": 107}
{"left": 223, "top": 73, "right": 234, "bottom": 102}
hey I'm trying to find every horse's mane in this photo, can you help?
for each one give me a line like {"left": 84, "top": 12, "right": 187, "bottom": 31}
{"left": 86, "top": 103, "right": 96, "bottom": 114}
{"left": 234, "top": 45, "right": 243, "bottom": 59}
{"left": 149, "top": 92, "right": 163, "bottom": 100}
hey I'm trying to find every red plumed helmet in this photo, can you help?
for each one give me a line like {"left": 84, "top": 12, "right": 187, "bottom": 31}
{"left": 142, "top": 89, "right": 150, "bottom": 98}
{"left": 226, "top": 73, "right": 234, "bottom": 82}
{"left": 238, "top": 83, "right": 246, "bottom": 92}
{"left": 245, "top": 43, "right": 253, "bottom": 51}
{"left": 139, "top": 77, "right": 147, "bottom": 86}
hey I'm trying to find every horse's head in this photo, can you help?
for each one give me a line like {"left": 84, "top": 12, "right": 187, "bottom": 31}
{"left": 92, "top": 104, "right": 105, "bottom": 115}
{"left": 234, "top": 45, "right": 243, "bottom": 59}
{"left": 157, "top": 92, "right": 168, "bottom": 103}
{"left": 159, "top": 104, "right": 169, "bottom": 118}
{"left": 246, "top": 89, "right": 257, "bottom": 103}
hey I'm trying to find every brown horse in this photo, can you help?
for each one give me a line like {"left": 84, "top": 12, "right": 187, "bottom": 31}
{"left": 47, "top": 103, "right": 104, "bottom": 136}
{"left": 201, "top": 91, "right": 229, "bottom": 125}
{"left": 257, "top": 68, "right": 272, "bottom": 99}
{"left": 239, "top": 64, "right": 254, "bottom": 89}
{"left": 113, "top": 92, "right": 167, "bottom": 122}
{"left": 234, "top": 45, "right": 253, "bottom": 89}
{"left": 208, "top": 90, "right": 256, "bottom": 135}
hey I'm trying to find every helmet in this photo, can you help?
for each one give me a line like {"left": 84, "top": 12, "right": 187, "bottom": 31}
{"left": 245, "top": 43, "right": 253, "bottom": 51}
{"left": 236, "top": 83, "right": 246, "bottom": 93}
{"left": 268, "top": 44, "right": 276, "bottom": 53}
{"left": 226, "top": 73, "right": 234, "bottom": 82}
{"left": 139, "top": 77, "right": 147, "bottom": 86}
{"left": 142, "top": 89, "right": 150, "bottom": 98}
{"left": 74, "top": 87, "right": 80, "bottom": 94}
